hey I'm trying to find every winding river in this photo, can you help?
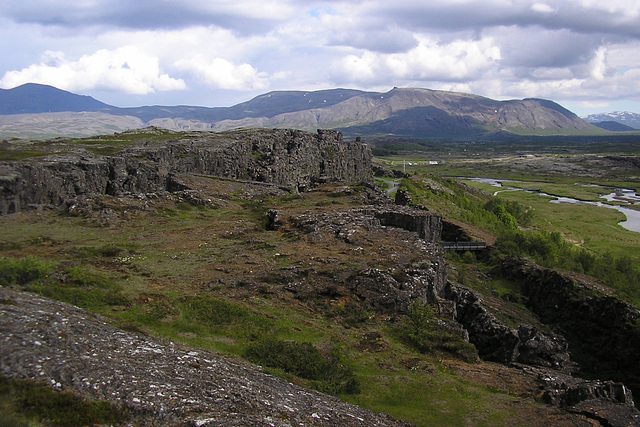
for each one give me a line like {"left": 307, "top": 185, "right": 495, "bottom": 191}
{"left": 464, "top": 178, "right": 640, "bottom": 233}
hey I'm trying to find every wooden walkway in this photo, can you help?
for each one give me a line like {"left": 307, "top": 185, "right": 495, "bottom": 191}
{"left": 440, "top": 241, "right": 487, "bottom": 251}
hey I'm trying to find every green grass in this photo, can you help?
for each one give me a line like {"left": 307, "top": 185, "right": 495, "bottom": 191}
{"left": 493, "top": 180, "right": 634, "bottom": 202}
{"left": 345, "top": 366, "right": 519, "bottom": 426}
{"left": 0, "top": 149, "right": 51, "bottom": 161}
{"left": 0, "top": 256, "right": 132, "bottom": 311}
{"left": 0, "top": 376, "right": 129, "bottom": 427}
{"left": 392, "top": 170, "right": 640, "bottom": 305}
{"left": 483, "top": 184, "right": 640, "bottom": 264}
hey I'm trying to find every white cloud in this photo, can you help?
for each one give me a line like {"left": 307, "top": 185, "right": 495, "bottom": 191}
{"left": 588, "top": 47, "right": 609, "bottom": 80}
{"left": 531, "top": 3, "right": 556, "bottom": 14}
{"left": 0, "top": 46, "right": 185, "bottom": 94}
{"left": 174, "top": 56, "right": 269, "bottom": 91}
{"left": 331, "top": 36, "right": 501, "bottom": 84}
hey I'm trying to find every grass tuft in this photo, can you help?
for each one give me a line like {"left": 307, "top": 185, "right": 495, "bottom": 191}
{"left": 0, "top": 376, "right": 129, "bottom": 427}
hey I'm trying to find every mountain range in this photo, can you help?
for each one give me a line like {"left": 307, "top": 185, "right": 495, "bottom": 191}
{"left": 0, "top": 83, "right": 623, "bottom": 140}
{"left": 582, "top": 111, "right": 640, "bottom": 130}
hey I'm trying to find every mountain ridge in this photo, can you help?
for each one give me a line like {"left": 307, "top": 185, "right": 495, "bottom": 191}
{"left": 582, "top": 111, "right": 640, "bottom": 130}
{"left": 0, "top": 83, "right": 111, "bottom": 115}
{"left": 0, "top": 83, "right": 604, "bottom": 140}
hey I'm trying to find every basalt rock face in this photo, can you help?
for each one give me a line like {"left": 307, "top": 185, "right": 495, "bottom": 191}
{"left": 442, "top": 278, "right": 640, "bottom": 425}
{"left": 443, "top": 282, "right": 571, "bottom": 369}
{"left": 0, "top": 128, "right": 372, "bottom": 214}
{"left": 501, "top": 257, "right": 640, "bottom": 407}
{"left": 375, "top": 208, "right": 442, "bottom": 242}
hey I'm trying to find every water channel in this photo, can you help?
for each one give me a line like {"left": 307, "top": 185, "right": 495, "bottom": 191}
{"left": 463, "top": 178, "right": 640, "bottom": 233}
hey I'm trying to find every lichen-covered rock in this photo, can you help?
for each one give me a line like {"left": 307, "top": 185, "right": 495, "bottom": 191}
{"left": 0, "top": 287, "right": 411, "bottom": 426}
{"left": 375, "top": 207, "right": 442, "bottom": 242}
{"left": 519, "top": 365, "right": 640, "bottom": 427}
{"left": 287, "top": 205, "right": 447, "bottom": 313}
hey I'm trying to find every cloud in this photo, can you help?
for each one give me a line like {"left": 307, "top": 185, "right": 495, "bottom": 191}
{"left": 490, "top": 26, "right": 598, "bottom": 69}
{"left": 0, "top": 46, "right": 185, "bottom": 94}
{"left": 355, "top": 0, "right": 640, "bottom": 38}
{"left": 174, "top": 56, "right": 270, "bottom": 91}
{"left": 0, "top": 0, "right": 295, "bottom": 34}
{"left": 328, "top": 26, "right": 418, "bottom": 53}
{"left": 531, "top": 3, "right": 556, "bottom": 14}
{"left": 1, "top": 1, "right": 640, "bottom": 111}
{"left": 330, "top": 36, "right": 501, "bottom": 85}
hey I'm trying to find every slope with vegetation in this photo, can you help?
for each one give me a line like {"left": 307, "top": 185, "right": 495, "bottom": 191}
{"left": 1, "top": 128, "right": 639, "bottom": 425}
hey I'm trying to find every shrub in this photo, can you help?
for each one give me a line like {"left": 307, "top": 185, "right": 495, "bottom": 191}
{"left": 0, "top": 256, "right": 52, "bottom": 286}
{"left": 176, "top": 295, "right": 274, "bottom": 338}
{"left": 244, "top": 339, "right": 360, "bottom": 395}
{"left": 0, "top": 376, "right": 129, "bottom": 427}
{"left": 404, "top": 302, "right": 478, "bottom": 363}
{"left": 1, "top": 260, "right": 131, "bottom": 310}
{"left": 494, "top": 230, "right": 640, "bottom": 305}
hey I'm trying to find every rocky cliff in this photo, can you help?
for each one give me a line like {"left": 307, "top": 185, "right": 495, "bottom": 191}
{"left": 501, "top": 257, "right": 640, "bottom": 404}
{"left": 0, "top": 128, "right": 372, "bottom": 214}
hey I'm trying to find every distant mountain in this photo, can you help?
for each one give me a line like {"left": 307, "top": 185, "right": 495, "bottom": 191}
{"left": 0, "top": 83, "right": 112, "bottom": 115}
{"left": 0, "top": 83, "right": 604, "bottom": 140}
{"left": 590, "top": 121, "right": 638, "bottom": 132}
{"left": 582, "top": 111, "right": 640, "bottom": 130}
{"left": 211, "top": 88, "right": 600, "bottom": 138}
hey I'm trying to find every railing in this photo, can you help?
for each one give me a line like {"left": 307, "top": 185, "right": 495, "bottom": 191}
{"left": 440, "top": 241, "right": 487, "bottom": 251}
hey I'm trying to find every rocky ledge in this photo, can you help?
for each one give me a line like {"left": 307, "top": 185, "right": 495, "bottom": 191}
{"left": 0, "top": 128, "right": 372, "bottom": 214}
{"left": 0, "top": 286, "right": 410, "bottom": 426}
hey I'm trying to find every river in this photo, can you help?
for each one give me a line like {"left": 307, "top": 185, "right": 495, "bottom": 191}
{"left": 463, "top": 178, "right": 640, "bottom": 233}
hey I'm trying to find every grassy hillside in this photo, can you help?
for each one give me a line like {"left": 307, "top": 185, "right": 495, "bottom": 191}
{"left": 2, "top": 131, "right": 639, "bottom": 425}
{"left": 0, "top": 177, "right": 580, "bottom": 426}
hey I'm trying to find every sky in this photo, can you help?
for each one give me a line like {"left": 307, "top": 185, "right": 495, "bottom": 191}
{"left": 1, "top": 0, "right": 640, "bottom": 117}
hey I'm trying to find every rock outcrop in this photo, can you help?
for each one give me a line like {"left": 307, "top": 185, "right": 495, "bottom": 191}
{"left": 501, "top": 257, "right": 640, "bottom": 406}
{"left": 375, "top": 208, "right": 442, "bottom": 242}
{"left": 443, "top": 282, "right": 571, "bottom": 369}
{"left": 0, "top": 287, "right": 410, "bottom": 426}
{"left": 520, "top": 364, "right": 640, "bottom": 427}
{"left": 287, "top": 205, "right": 446, "bottom": 313}
{"left": 0, "top": 128, "right": 372, "bottom": 214}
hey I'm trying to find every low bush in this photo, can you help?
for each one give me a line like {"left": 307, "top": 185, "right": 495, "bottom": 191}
{"left": 0, "top": 256, "right": 130, "bottom": 310}
{"left": 0, "top": 376, "right": 129, "bottom": 427}
{"left": 178, "top": 295, "right": 273, "bottom": 337}
{"left": 404, "top": 302, "right": 478, "bottom": 363}
{"left": 244, "top": 339, "right": 360, "bottom": 395}
{"left": 0, "top": 256, "right": 52, "bottom": 286}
